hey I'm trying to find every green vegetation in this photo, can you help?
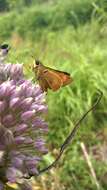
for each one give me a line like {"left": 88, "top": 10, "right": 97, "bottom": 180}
{"left": 0, "top": 0, "right": 107, "bottom": 39}
{"left": 1, "top": 0, "right": 107, "bottom": 189}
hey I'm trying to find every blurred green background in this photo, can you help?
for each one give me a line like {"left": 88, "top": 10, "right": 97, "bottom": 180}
{"left": 1, "top": 0, "right": 107, "bottom": 189}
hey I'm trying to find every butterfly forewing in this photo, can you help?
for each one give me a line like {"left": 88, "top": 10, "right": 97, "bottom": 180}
{"left": 42, "top": 69, "right": 63, "bottom": 91}
{"left": 49, "top": 69, "right": 72, "bottom": 86}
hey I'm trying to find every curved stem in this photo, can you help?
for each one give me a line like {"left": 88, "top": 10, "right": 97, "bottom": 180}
{"left": 27, "top": 90, "right": 103, "bottom": 178}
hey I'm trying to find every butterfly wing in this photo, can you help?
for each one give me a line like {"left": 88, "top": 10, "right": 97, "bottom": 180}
{"left": 52, "top": 70, "right": 72, "bottom": 86}
{"left": 39, "top": 78, "right": 50, "bottom": 92}
{"left": 42, "top": 69, "right": 63, "bottom": 91}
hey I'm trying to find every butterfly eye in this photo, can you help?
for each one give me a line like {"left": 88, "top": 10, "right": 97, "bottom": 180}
{"left": 35, "top": 60, "right": 40, "bottom": 66}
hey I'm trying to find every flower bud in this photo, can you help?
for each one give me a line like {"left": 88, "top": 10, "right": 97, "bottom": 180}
{"left": 10, "top": 64, "right": 23, "bottom": 81}
{"left": 2, "top": 114, "right": 15, "bottom": 127}
{"left": 32, "top": 85, "right": 42, "bottom": 97}
{"left": 0, "top": 101, "right": 6, "bottom": 113}
{"left": 21, "top": 110, "right": 35, "bottom": 122}
{"left": 34, "top": 138, "right": 48, "bottom": 153}
{"left": 15, "top": 137, "right": 26, "bottom": 145}
{"left": 6, "top": 167, "right": 23, "bottom": 183}
{"left": 14, "top": 124, "right": 28, "bottom": 135}
{"left": 0, "top": 127, "right": 15, "bottom": 149}
{"left": 4, "top": 130, "right": 15, "bottom": 147}
{"left": 11, "top": 157, "right": 23, "bottom": 169}
{"left": 35, "top": 93, "right": 45, "bottom": 103}
{"left": 19, "top": 82, "right": 33, "bottom": 97}
{"left": 31, "top": 103, "right": 47, "bottom": 112}
{"left": 20, "top": 97, "right": 33, "bottom": 110}
{"left": 24, "top": 137, "right": 33, "bottom": 144}
{"left": 9, "top": 97, "right": 21, "bottom": 110}
{"left": 0, "top": 82, "right": 15, "bottom": 97}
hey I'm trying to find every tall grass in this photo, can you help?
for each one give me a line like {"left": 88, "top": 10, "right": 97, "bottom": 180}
{"left": 0, "top": 0, "right": 107, "bottom": 39}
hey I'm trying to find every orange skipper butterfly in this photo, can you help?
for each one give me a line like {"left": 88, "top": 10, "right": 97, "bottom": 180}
{"left": 33, "top": 60, "right": 73, "bottom": 92}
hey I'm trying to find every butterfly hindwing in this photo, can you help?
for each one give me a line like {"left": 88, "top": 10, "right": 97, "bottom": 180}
{"left": 39, "top": 78, "right": 50, "bottom": 92}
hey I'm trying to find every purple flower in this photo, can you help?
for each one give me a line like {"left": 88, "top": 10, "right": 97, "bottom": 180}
{"left": 21, "top": 110, "right": 36, "bottom": 122}
{"left": 10, "top": 64, "right": 24, "bottom": 81}
{"left": 0, "top": 63, "right": 48, "bottom": 189}
{"left": 0, "top": 100, "right": 6, "bottom": 113}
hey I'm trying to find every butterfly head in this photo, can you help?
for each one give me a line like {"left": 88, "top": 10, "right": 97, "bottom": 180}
{"left": 35, "top": 60, "right": 42, "bottom": 66}
{"left": 32, "top": 59, "right": 42, "bottom": 70}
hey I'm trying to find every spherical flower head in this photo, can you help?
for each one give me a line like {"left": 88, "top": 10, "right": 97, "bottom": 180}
{"left": 0, "top": 63, "right": 48, "bottom": 189}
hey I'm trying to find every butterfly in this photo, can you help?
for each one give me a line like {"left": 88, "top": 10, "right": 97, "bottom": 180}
{"left": 32, "top": 60, "right": 73, "bottom": 92}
